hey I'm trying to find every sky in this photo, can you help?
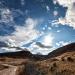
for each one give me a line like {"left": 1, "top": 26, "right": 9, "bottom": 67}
{"left": 0, "top": 0, "right": 75, "bottom": 55}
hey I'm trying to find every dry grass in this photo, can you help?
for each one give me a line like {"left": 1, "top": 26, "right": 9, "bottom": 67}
{"left": 0, "top": 51, "right": 75, "bottom": 75}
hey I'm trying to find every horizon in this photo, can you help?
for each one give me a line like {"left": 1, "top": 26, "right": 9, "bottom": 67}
{"left": 0, "top": 0, "right": 75, "bottom": 55}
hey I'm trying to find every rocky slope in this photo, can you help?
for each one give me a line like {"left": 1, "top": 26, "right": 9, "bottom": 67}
{"left": 0, "top": 43, "right": 75, "bottom": 75}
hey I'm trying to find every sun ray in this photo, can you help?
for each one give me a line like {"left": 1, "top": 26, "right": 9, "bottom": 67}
{"left": 43, "top": 34, "right": 54, "bottom": 46}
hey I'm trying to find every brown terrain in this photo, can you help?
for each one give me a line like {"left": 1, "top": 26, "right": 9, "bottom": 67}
{"left": 0, "top": 43, "right": 75, "bottom": 75}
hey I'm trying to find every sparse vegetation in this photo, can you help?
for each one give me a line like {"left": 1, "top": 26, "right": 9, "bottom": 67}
{"left": 67, "top": 57, "right": 74, "bottom": 62}
{"left": 61, "top": 57, "right": 65, "bottom": 61}
{"left": 53, "top": 62, "right": 57, "bottom": 67}
{"left": 50, "top": 62, "right": 57, "bottom": 72}
{"left": 55, "top": 69, "right": 74, "bottom": 75}
{"left": 51, "top": 58, "right": 59, "bottom": 62}
{"left": 0, "top": 44, "right": 75, "bottom": 75}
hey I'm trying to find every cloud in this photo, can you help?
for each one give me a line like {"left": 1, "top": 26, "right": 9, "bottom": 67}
{"left": 48, "top": 27, "right": 52, "bottom": 30}
{"left": 53, "top": 10, "right": 58, "bottom": 16}
{"left": 0, "top": 18, "right": 41, "bottom": 47}
{"left": 0, "top": 8, "right": 44, "bottom": 52}
{"left": 21, "top": 0, "right": 25, "bottom": 6}
{"left": 53, "top": 0, "right": 57, "bottom": 5}
{"left": 42, "top": 34, "right": 54, "bottom": 46}
{"left": 55, "top": 0, "right": 75, "bottom": 7}
{"left": 0, "top": 8, "right": 13, "bottom": 23}
{"left": 28, "top": 42, "right": 54, "bottom": 55}
{"left": 56, "top": 30, "right": 61, "bottom": 33}
{"left": 56, "top": 41, "right": 71, "bottom": 47}
{"left": 46, "top": 5, "right": 50, "bottom": 12}
{"left": 53, "top": 0, "right": 75, "bottom": 29}
{"left": 27, "top": 34, "right": 54, "bottom": 55}
{"left": 0, "top": 41, "right": 8, "bottom": 47}
{"left": 0, "top": 47, "right": 21, "bottom": 52}
{"left": 36, "top": 42, "right": 52, "bottom": 48}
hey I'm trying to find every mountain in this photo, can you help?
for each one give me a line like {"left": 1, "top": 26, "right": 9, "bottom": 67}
{"left": 0, "top": 43, "right": 75, "bottom": 75}
{"left": 47, "top": 42, "right": 75, "bottom": 58}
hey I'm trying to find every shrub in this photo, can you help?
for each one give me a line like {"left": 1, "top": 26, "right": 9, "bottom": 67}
{"left": 67, "top": 57, "right": 74, "bottom": 62}
{"left": 50, "top": 62, "right": 57, "bottom": 72}
{"left": 55, "top": 69, "right": 74, "bottom": 75}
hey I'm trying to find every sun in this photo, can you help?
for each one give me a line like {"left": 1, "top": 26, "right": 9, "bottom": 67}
{"left": 43, "top": 34, "right": 54, "bottom": 46}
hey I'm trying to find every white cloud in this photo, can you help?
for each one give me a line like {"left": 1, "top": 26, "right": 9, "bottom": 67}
{"left": 42, "top": 34, "right": 54, "bottom": 46}
{"left": 48, "top": 27, "right": 52, "bottom": 30}
{"left": 46, "top": 5, "right": 50, "bottom": 12}
{"left": 55, "top": 0, "right": 74, "bottom": 7}
{"left": 21, "top": 0, "right": 25, "bottom": 5}
{"left": 0, "top": 8, "right": 44, "bottom": 53}
{"left": 25, "top": 18, "right": 38, "bottom": 29}
{"left": 56, "top": 41, "right": 71, "bottom": 47}
{"left": 0, "top": 8, "right": 13, "bottom": 23}
{"left": 56, "top": 42, "right": 60, "bottom": 46}
{"left": 53, "top": 0, "right": 75, "bottom": 29}
{"left": 56, "top": 30, "right": 61, "bottom": 32}
{"left": 26, "top": 34, "right": 54, "bottom": 55}
{"left": 53, "top": 10, "right": 58, "bottom": 16}
{"left": 28, "top": 42, "right": 54, "bottom": 55}
{"left": 61, "top": 41, "right": 70, "bottom": 46}
{"left": 42, "top": 27, "right": 46, "bottom": 30}
{"left": 1, "top": 47, "right": 21, "bottom": 52}
{"left": 0, "top": 18, "right": 41, "bottom": 47}
{"left": 53, "top": 0, "right": 57, "bottom": 5}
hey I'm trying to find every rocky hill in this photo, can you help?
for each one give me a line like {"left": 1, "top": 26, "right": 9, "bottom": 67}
{"left": 0, "top": 43, "right": 75, "bottom": 75}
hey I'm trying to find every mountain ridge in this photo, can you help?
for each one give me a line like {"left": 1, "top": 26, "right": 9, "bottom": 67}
{"left": 0, "top": 42, "right": 75, "bottom": 60}
{"left": 0, "top": 42, "right": 75, "bottom": 75}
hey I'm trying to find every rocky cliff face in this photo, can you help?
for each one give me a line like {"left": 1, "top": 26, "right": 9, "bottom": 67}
{"left": 0, "top": 43, "right": 75, "bottom": 75}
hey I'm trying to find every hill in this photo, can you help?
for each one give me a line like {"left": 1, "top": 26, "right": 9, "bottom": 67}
{"left": 0, "top": 43, "right": 75, "bottom": 75}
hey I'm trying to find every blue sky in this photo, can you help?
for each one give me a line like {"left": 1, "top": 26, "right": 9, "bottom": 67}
{"left": 0, "top": 0, "right": 75, "bottom": 55}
